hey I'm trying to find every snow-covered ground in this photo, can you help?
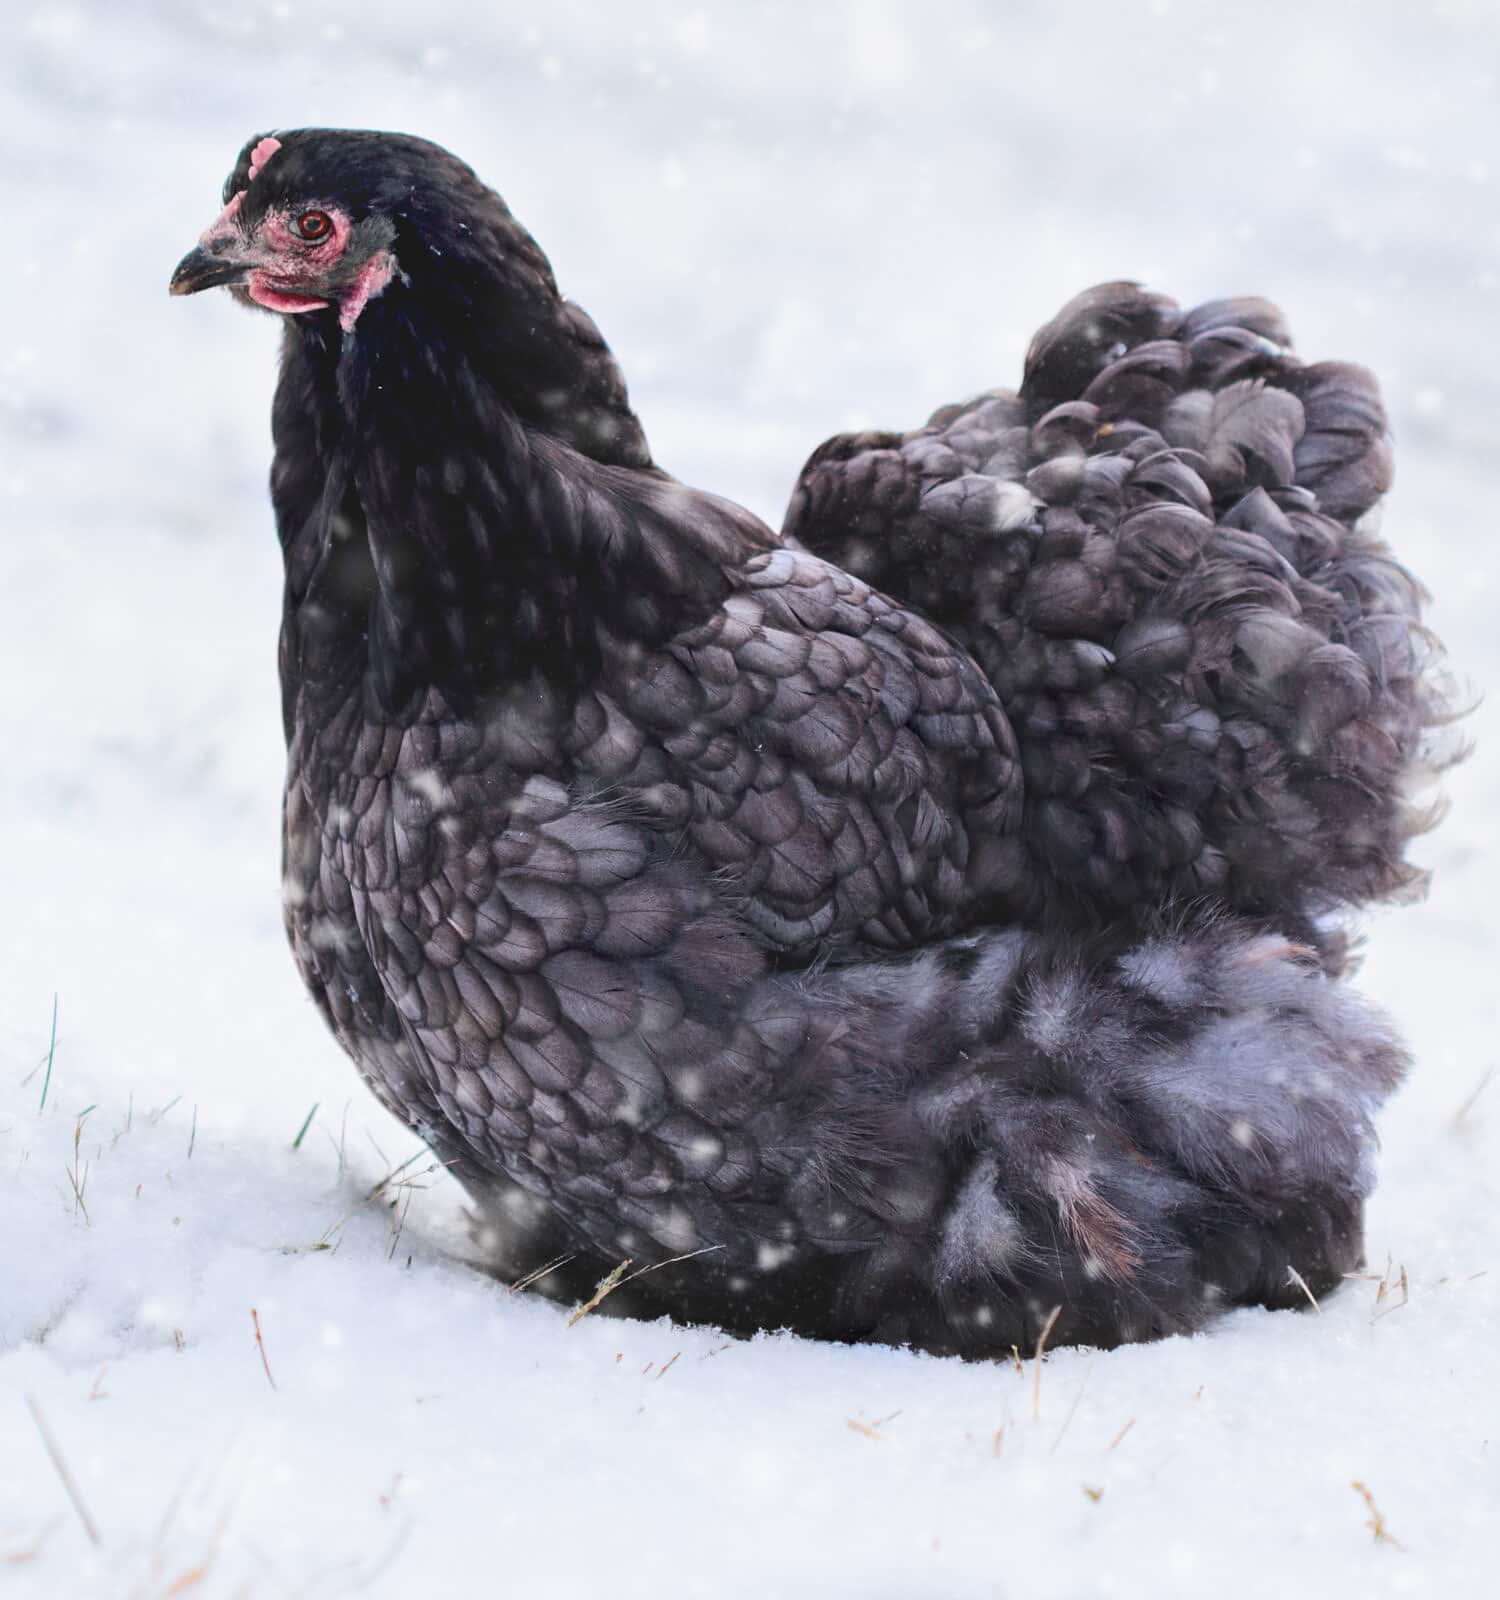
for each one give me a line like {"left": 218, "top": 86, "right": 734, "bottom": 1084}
{"left": 3, "top": 2, "right": 1497, "bottom": 1594}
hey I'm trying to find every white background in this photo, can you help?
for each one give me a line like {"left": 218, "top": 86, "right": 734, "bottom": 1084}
{"left": 2, "top": 2, "right": 1496, "bottom": 1594}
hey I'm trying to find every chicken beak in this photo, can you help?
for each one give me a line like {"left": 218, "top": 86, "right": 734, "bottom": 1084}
{"left": 169, "top": 245, "right": 249, "bottom": 297}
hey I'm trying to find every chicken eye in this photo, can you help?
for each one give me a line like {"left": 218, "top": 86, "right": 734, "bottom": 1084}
{"left": 296, "top": 210, "right": 332, "bottom": 241}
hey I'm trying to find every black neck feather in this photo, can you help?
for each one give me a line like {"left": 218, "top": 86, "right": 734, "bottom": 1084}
{"left": 273, "top": 239, "right": 762, "bottom": 728}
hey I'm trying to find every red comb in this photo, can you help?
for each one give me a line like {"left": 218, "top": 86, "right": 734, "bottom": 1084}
{"left": 248, "top": 136, "right": 282, "bottom": 182}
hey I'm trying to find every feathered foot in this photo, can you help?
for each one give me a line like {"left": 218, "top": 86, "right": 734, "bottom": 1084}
{"left": 829, "top": 916, "right": 1409, "bottom": 1352}
{"left": 465, "top": 915, "right": 1407, "bottom": 1355}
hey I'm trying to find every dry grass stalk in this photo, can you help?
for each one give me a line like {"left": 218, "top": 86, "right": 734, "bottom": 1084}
{"left": 1082, "top": 1485, "right": 1104, "bottom": 1503}
{"left": 251, "top": 1308, "right": 276, "bottom": 1391}
{"left": 141, "top": 1454, "right": 241, "bottom": 1599}
{"left": 567, "top": 1260, "right": 632, "bottom": 1326}
{"left": 566, "top": 1245, "right": 725, "bottom": 1327}
{"left": 162, "top": 1564, "right": 211, "bottom": 1594}
{"left": 1285, "top": 1265, "right": 1322, "bottom": 1313}
{"left": 508, "top": 1252, "right": 577, "bottom": 1295}
{"left": 24, "top": 1395, "right": 100, "bottom": 1547}
{"left": 364, "top": 1150, "right": 424, "bottom": 1202}
{"left": 315, "top": 1153, "right": 455, "bottom": 1253}
{"left": 1351, "top": 1479, "right": 1404, "bottom": 1549}
{"left": 846, "top": 1419, "right": 884, "bottom": 1440}
{"left": 1049, "top": 1360, "right": 1094, "bottom": 1454}
{"left": 1031, "top": 1305, "right": 1063, "bottom": 1422}
{"left": 65, "top": 1114, "right": 91, "bottom": 1224}
{"left": 386, "top": 1185, "right": 414, "bottom": 1261}
{"left": 2, "top": 1517, "right": 61, "bottom": 1566}
{"left": 1107, "top": 1418, "right": 1135, "bottom": 1452}
{"left": 655, "top": 1352, "right": 682, "bottom": 1380}
{"left": 1373, "top": 1262, "right": 1410, "bottom": 1321}
{"left": 1449, "top": 1065, "right": 1494, "bottom": 1129}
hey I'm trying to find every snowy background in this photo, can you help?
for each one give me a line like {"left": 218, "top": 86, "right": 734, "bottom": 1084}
{"left": 2, "top": 1, "right": 1497, "bottom": 1594}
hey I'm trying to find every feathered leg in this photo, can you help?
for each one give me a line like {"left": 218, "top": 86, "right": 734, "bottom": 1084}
{"left": 827, "top": 916, "right": 1408, "bottom": 1353}
{"left": 467, "top": 914, "right": 1407, "bottom": 1354}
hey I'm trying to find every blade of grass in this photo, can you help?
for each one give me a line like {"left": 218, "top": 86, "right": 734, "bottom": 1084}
{"left": 365, "top": 1151, "right": 423, "bottom": 1202}
{"left": 567, "top": 1260, "right": 632, "bottom": 1326}
{"left": 1031, "top": 1304, "right": 1063, "bottom": 1422}
{"left": 24, "top": 1395, "right": 100, "bottom": 1546}
{"left": 291, "top": 1103, "right": 319, "bottom": 1151}
{"left": 37, "top": 994, "right": 58, "bottom": 1113}
{"left": 1286, "top": 1264, "right": 1322, "bottom": 1313}
{"left": 251, "top": 1309, "right": 276, "bottom": 1391}
{"left": 567, "top": 1245, "right": 725, "bottom": 1326}
{"left": 508, "top": 1252, "right": 577, "bottom": 1295}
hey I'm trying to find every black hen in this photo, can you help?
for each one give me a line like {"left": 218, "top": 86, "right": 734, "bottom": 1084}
{"left": 170, "top": 129, "right": 1443, "bottom": 1354}
{"left": 786, "top": 283, "right": 1451, "bottom": 950}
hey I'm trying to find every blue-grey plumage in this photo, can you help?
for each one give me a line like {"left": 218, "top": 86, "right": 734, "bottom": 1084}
{"left": 786, "top": 283, "right": 1453, "bottom": 947}
{"left": 171, "top": 129, "right": 1451, "bottom": 1354}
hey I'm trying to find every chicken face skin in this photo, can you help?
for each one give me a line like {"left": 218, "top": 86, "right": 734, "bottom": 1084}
{"left": 171, "top": 134, "right": 399, "bottom": 331}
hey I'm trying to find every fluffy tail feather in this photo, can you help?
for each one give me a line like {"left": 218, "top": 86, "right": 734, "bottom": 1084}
{"left": 784, "top": 283, "right": 1461, "bottom": 940}
{"left": 816, "top": 915, "right": 1406, "bottom": 1352}
{"left": 471, "top": 914, "right": 1407, "bottom": 1354}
